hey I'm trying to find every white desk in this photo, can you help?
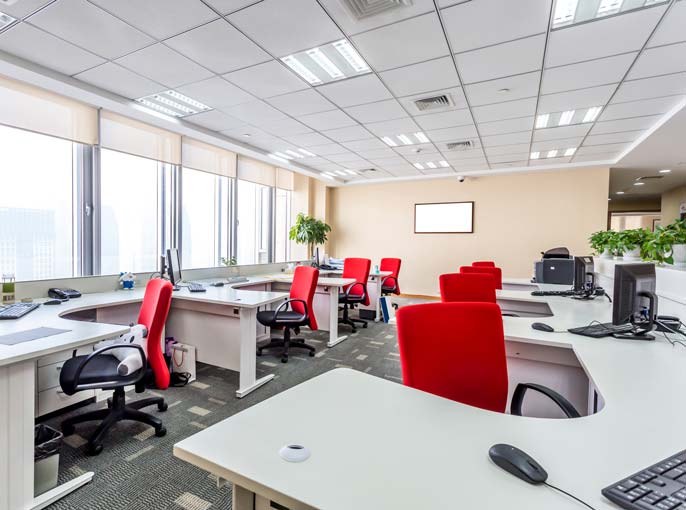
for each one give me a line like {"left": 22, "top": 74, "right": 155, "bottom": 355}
{"left": 321, "top": 269, "right": 393, "bottom": 322}
{"left": 174, "top": 288, "right": 686, "bottom": 510}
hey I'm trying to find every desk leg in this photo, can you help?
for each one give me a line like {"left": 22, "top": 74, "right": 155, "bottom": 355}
{"left": 236, "top": 307, "right": 274, "bottom": 398}
{"left": 375, "top": 277, "right": 382, "bottom": 322}
{"left": 0, "top": 361, "right": 94, "bottom": 510}
{"left": 327, "top": 286, "right": 348, "bottom": 348}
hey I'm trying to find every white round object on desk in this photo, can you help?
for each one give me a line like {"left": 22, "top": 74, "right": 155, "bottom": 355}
{"left": 279, "top": 444, "right": 311, "bottom": 463}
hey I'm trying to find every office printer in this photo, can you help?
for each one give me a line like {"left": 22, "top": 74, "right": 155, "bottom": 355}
{"left": 533, "top": 247, "right": 575, "bottom": 285}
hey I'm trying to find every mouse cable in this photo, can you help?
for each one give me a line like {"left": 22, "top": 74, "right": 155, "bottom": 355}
{"left": 544, "top": 481, "right": 597, "bottom": 510}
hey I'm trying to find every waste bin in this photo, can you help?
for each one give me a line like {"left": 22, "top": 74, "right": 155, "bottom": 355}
{"left": 34, "top": 424, "right": 63, "bottom": 496}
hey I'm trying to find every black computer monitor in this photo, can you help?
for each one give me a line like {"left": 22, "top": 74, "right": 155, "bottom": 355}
{"left": 573, "top": 256, "right": 595, "bottom": 292}
{"left": 166, "top": 248, "right": 183, "bottom": 286}
{"left": 612, "top": 263, "right": 656, "bottom": 326}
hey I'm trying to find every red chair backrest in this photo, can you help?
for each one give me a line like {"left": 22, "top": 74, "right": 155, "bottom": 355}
{"left": 380, "top": 257, "right": 402, "bottom": 295}
{"left": 396, "top": 302, "right": 509, "bottom": 413}
{"left": 460, "top": 265, "right": 503, "bottom": 290}
{"left": 342, "top": 258, "right": 371, "bottom": 306}
{"left": 439, "top": 273, "right": 496, "bottom": 303}
{"left": 138, "top": 279, "right": 173, "bottom": 390}
{"left": 472, "top": 261, "right": 496, "bottom": 267}
{"left": 290, "top": 265, "right": 319, "bottom": 331}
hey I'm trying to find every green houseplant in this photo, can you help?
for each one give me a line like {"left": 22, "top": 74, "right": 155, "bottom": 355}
{"left": 617, "top": 228, "right": 651, "bottom": 260}
{"left": 664, "top": 219, "right": 686, "bottom": 265}
{"left": 288, "top": 213, "right": 332, "bottom": 258}
{"left": 641, "top": 226, "right": 674, "bottom": 265}
{"left": 589, "top": 230, "right": 615, "bottom": 258}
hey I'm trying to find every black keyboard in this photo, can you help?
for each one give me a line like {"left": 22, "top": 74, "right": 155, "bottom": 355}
{"left": 568, "top": 322, "right": 634, "bottom": 338}
{"left": 187, "top": 283, "right": 206, "bottom": 293}
{"left": 602, "top": 449, "right": 686, "bottom": 509}
{"left": 531, "top": 290, "right": 577, "bottom": 297}
{"left": 0, "top": 302, "right": 40, "bottom": 320}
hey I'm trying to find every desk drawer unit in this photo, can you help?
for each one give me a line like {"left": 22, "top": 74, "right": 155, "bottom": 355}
{"left": 36, "top": 346, "right": 97, "bottom": 416}
{"left": 38, "top": 387, "right": 94, "bottom": 417}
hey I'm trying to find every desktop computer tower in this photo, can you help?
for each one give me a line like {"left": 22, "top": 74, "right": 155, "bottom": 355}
{"left": 534, "top": 258, "right": 575, "bottom": 285}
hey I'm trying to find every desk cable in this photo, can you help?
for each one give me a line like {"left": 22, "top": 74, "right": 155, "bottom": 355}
{"left": 654, "top": 319, "right": 686, "bottom": 348}
{"left": 544, "top": 482, "right": 597, "bottom": 510}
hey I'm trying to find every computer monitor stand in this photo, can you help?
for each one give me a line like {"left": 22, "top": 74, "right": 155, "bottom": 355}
{"left": 613, "top": 291, "right": 656, "bottom": 341}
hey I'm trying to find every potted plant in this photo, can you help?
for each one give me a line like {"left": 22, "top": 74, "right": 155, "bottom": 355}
{"left": 665, "top": 219, "right": 686, "bottom": 266}
{"left": 289, "top": 213, "right": 332, "bottom": 259}
{"left": 589, "top": 231, "right": 613, "bottom": 258}
{"left": 641, "top": 226, "right": 675, "bottom": 265}
{"left": 617, "top": 228, "right": 650, "bottom": 260}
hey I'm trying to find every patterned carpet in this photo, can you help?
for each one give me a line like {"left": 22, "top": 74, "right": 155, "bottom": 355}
{"left": 44, "top": 312, "right": 410, "bottom": 510}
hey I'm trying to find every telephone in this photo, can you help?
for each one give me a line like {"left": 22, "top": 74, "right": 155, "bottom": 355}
{"left": 48, "top": 288, "right": 81, "bottom": 300}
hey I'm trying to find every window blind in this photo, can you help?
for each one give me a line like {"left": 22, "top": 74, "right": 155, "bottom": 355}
{"left": 100, "top": 111, "right": 181, "bottom": 164}
{"left": 237, "top": 155, "right": 276, "bottom": 187}
{"left": 276, "top": 168, "right": 294, "bottom": 190}
{"left": 182, "top": 137, "right": 237, "bottom": 177}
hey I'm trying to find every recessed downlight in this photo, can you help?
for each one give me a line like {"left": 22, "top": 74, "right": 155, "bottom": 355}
{"left": 616, "top": 191, "right": 625, "bottom": 195}
{"left": 659, "top": 169, "right": 672, "bottom": 173}
{"left": 634, "top": 182, "right": 645, "bottom": 186}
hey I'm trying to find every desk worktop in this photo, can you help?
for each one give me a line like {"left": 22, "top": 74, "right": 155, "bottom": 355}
{"left": 175, "top": 287, "right": 686, "bottom": 510}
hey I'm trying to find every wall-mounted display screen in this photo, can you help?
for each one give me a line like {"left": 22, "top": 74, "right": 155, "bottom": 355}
{"left": 414, "top": 202, "right": 474, "bottom": 234}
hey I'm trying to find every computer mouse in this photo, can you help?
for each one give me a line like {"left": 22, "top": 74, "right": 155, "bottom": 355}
{"left": 489, "top": 444, "right": 548, "bottom": 485}
{"left": 531, "top": 322, "right": 554, "bottom": 332}
{"left": 211, "top": 282, "right": 224, "bottom": 287}
{"left": 44, "top": 299, "right": 64, "bottom": 305}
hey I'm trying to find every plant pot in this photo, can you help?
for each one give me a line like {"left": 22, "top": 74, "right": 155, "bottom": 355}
{"left": 623, "top": 247, "right": 641, "bottom": 260}
{"left": 600, "top": 249, "right": 612, "bottom": 259}
{"left": 672, "top": 244, "right": 686, "bottom": 266}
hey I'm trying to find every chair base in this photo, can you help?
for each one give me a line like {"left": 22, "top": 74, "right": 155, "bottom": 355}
{"left": 257, "top": 333, "right": 316, "bottom": 363}
{"left": 338, "top": 303, "right": 368, "bottom": 333}
{"left": 61, "top": 387, "right": 167, "bottom": 456}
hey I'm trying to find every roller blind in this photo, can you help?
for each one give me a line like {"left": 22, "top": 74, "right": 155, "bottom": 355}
{"left": 276, "top": 168, "right": 294, "bottom": 190}
{"left": 237, "top": 155, "right": 275, "bottom": 187}
{"left": 182, "top": 137, "right": 236, "bottom": 177}
{"left": 0, "top": 75, "right": 97, "bottom": 144}
{"left": 100, "top": 111, "right": 181, "bottom": 164}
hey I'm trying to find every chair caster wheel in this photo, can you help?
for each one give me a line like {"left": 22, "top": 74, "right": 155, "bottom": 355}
{"left": 106, "top": 398, "right": 112, "bottom": 408}
{"left": 309, "top": 351, "right": 315, "bottom": 357}
{"left": 363, "top": 323, "right": 368, "bottom": 328}
{"left": 281, "top": 357, "right": 288, "bottom": 363}
{"left": 86, "top": 443, "right": 103, "bottom": 456}
{"left": 158, "top": 402, "right": 168, "bottom": 412}
{"left": 392, "top": 303, "right": 399, "bottom": 310}
{"left": 62, "top": 424, "right": 75, "bottom": 436}
{"left": 257, "top": 349, "right": 263, "bottom": 356}
{"left": 155, "top": 426, "right": 167, "bottom": 437}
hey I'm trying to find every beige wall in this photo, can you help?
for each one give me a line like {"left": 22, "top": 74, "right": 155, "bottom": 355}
{"left": 329, "top": 167, "right": 610, "bottom": 296}
{"left": 289, "top": 174, "right": 332, "bottom": 259}
{"left": 661, "top": 185, "right": 686, "bottom": 224}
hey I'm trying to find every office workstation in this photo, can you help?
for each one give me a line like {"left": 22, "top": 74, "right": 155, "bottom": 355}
{"left": 1, "top": 0, "right": 686, "bottom": 509}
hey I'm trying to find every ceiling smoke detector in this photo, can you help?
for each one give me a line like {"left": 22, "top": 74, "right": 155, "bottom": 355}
{"left": 413, "top": 94, "right": 454, "bottom": 113}
{"left": 445, "top": 140, "right": 475, "bottom": 151}
{"left": 340, "top": 0, "right": 413, "bottom": 20}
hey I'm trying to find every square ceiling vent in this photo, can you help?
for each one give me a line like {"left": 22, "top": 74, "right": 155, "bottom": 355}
{"left": 340, "top": 0, "right": 413, "bottom": 20}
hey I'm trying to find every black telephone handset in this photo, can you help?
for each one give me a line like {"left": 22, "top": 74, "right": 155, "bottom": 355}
{"left": 48, "top": 288, "right": 82, "bottom": 300}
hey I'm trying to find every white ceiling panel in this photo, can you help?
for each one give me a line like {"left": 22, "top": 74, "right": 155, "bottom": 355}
{"left": 364, "top": 117, "right": 420, "bottom": 137}
{"left": 572, "top": 152, "right": 618, "bottom": 162}
{"left": 441, "top": 0, "right": 551, "bottom": 53}
{"left": 379, "top": 57, "right": 459, "bottom": 97}
{"left": 115, "top": 44, "right": 214, "bottom": 88}
{"left": 538, "top": 84, "right": 617, "bottom": 113}
{"left": 260, "top": 117, "right": 312, "bottom": 136}
{"left": 456, "top": 35, "right": 545, "bottom": 84}
{"left": 530, "top": 156, "right": 572, "bottom": 166}
{"left": 342, "top": 138, "right": 389, "bottom": 151}
{"left": 481, "top": 131, "right": 532, "bottom": 147}
{"left": 490, "top": 161, "right": 528, "bottom": 169}
{"left": 602, "top": 95, "right": 685, "bottom": 120}
{"left": 531, "top": 137, "right": 585, "bottom": 151}
{"left": 386, "top": 167, "right": 422, "bottom": 177}
{"left": 318, "top": 0, "right": 435, "bottom": 35}
{"left": 298, "top": 141, "right": 348, "bottom": 154}
{"left": 176, "top": 76, "right": 255, "bottom": 109}
{"left": 317, "top": 74, "right": 392, "bottom": 107}
{"left": 575, "top": 143, "right": 630, "bottom": 155}
{"left": 222, "top": 99, "right": 287, "bottom": 124}
{"left": 541, "top": 53, "right": 637, "bottom": 95}
{"left": 443, "top": 148, "right": 485, "bottom": 159}
{"left": 351, "top": 13, "right": 450, "bottom": 71}
{"left": 648, "top": 0, "right": 686, "bottom": 48}
{"left": 201, "top": 0, "right": 260, "bottom": 15}
{"left": 414, "top": 110, "right": 474, "bottom": 130}
{"left": 298, "top": 109, "right": 357, "bottom": 130}
{"left": 628, "top": 42, "right": 686, "bottom": 80}
{"left": 471, "top": 97, "right": 538, "bottom": 123}
{"left": 546, "top": 7, "right": 665, "bottom": 68}
{"left": 425, "top": 125, "right": 479, "bottom": 142}
{"left": 28, "top": 0, "right": 153, "bottom": 59}
{"left": 266, "top": 89, "right": 336, "bottom": 117}
{"left": 223, "top": 60, "right": 308, "bottom": 98}
{"left": 484, "top": 144, "right": 531, "bottom": 156}
{"left": 89, "top": 0, "right": 218, "bottom": 40}
{"left": 465, "top": 72, "right": 541, "bottom": 106}
{"left": 326, "top": 152, "right": 367, "bottom": 164}
{"left": 404, "top": 151, "right": 441, "bottom": 163}
{"left": 590, "top": 115, "right": 662, "bottom": 135}
{"left": 165, "top": 19, "right": 271, "bottom": 74}
{"left": 320, "top": 125, "right": 373, "bottom": 142}
{"left": 76, "top": 62, "right": 165, "bottom": 99}
{"left": 478, "top": 116, "right": 534, "bottom": 136}
{"left": 584, "top": 130, "right": 645, "bottom": 146}
{"left": 614, "top": 73, "right": 686, "bottom": 104}
{"left": 344, "top": 99, "right": 407, "bottom": 124}
{"left": 368, "top": 156, "right": 409, "bottom": 166}
{"left": 0, "top": 23, "right": 105, "bottom": 76}
{"left": 354, "top": 148, "right": 398, "bottom": 159}
{"left": 418, "top": 167, "right": 454, "bottom": 175}
{"left": 0, "top": 0, "right": 52, "bottom": 18}
{"left": 185, "top": 110, "right": 245, "bottom": 131}
{"left": 489, "top": 152, "right": 531, "bottom": 164}
{"left": 227, "top": 0, "right": 343, "bottom": 56}
{"left": 532, "top": 124, "right": 592, "bottom": 141}
{"left": 220, "top": 125, "right": 270, "bottom": 139}
{"left": 398, "top": 86, "right": 468, "bottom": 114}
{"left": 393, "top": 143, "right": 436, "bottom": 155}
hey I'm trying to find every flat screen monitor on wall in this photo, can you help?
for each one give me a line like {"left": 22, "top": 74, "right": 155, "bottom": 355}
{"left": 414, "top": 202, "right": 474, "bottom": 234}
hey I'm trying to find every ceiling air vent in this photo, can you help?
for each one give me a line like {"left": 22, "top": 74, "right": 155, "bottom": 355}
{"left": 413, "top": 94, "right": 454, "bottom": 113}
{"left": 445, "top": 140, "right": 475, "bottom": 151}
{"left": 359, "top": 168, "right": 377, "bottom": 173}
{"left": 637, "top": 176, "right": 664, "bottom": 181}
{"left": 340, "top": 0, "right": 413, "bottom": 20}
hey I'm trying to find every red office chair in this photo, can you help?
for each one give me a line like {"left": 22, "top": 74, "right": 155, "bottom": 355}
{"left": 60, "top": 279, "right": 173, "bottom": 455}
{"left": 472, "top": 261, "right": 496, "bottom": 267}
{"left": 396, "top": 302, "right": 580, "bottom": 417}
{"left": 440, "top": 273, "right": 496, "bottom": 303}
{"left": 257, "top": 265, "right": 319, "bottom": 363}
{"left": 380, "top": 258, "right": 402, "bottom": 296}
{"left": 460, "top": 265, "right": 503, "bottom": 290}
{"left": 339, "top": 257, "right": 371, "bottom": 332}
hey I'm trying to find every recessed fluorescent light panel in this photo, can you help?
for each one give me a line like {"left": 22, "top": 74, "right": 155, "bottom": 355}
{"left": 0, "top": 11, "right": 16, "bottom": 29}
{"left": 281, "top": 39, "right": 371, "bottom": 86}
{"left": 552, "top": 0, "right": 666, "bottom": 28}
{"left": 558, "top": 110, "right": 575, "bottom": 126}
{"left": 414, "top": 161, "right": 451, "bottom": 171}
{"left": 535, "top": 114, "right": 549, "bottom": 129}
{"left": 136, "top": 90, "right": 212, "bottom": 118}
{"left": 583, "top": 106, "right": 602, "bottom": 123}
{"left": 532, "top": 148, "right": 576, "bottom": 160}
{"left": 564, "top": 148, "right": 576, "bottom": 156}
{"left": 298, "top": 148, "right": 316, "bottom": 157}
{"left": 345, "top": 169, "right": 357, "bottom": 175}
{"left": 383, "top": 133, "right": 428, "bottom": 146}
{"left": 534, "top": 107, "right": 602, "bottom": 128}
{"left": 547, "top": 150, "right": 559, "bottom": 158}
{"left": 530, "top": 152, "right": 540, "bottom": 160}
{"left": 269, "top": 153, "right": 289, "bottom": 163}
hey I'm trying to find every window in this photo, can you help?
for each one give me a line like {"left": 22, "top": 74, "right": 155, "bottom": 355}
{"left": 274, "top": 188, "right": 292, "bottom": 262}
{"left": 100, "top": 149, "right": 169, "bottom": 274}
{"left": 181, "top": 167, "right": 232, "bottom": 269}
{"left": 0, "top": 125, "right": 76, "bottom": 281}
{"left": 237, "top": 180, "right": 272, "bottom": 265}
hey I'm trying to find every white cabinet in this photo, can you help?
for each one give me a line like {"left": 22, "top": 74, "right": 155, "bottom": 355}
{"left": 36, "top": 346, "right": 95, "bottom": 417}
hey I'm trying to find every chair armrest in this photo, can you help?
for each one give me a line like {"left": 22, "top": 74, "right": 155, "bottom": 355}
{"left": 344, "top": 282, "right": 368, "bottom": 301}
{"left": 72, "top": 344, "right": 146, "bottom": 392}
{"left": 510, "top": 382, "right": 581, "bottom": 418}
{"left": 380, "top": 276, "right": 398, "bottom": 291}
{"left": 274, "top": 298, "right": 308, "bottom": 322}
{"left": 501, "top": 312, "right": 519, "bottom": 317}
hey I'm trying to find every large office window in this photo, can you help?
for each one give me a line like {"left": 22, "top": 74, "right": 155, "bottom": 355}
{"left": 274, "top": 188, "right": 292, "bottom": 263}
{"left": 237, "top": 180, "right": 272, "bottom": 265}
{"left": 0, "top": 125, "right": 76, "bottom": 281}
{"left": 181, "top": 167, "right": 232, "bottom": 269}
